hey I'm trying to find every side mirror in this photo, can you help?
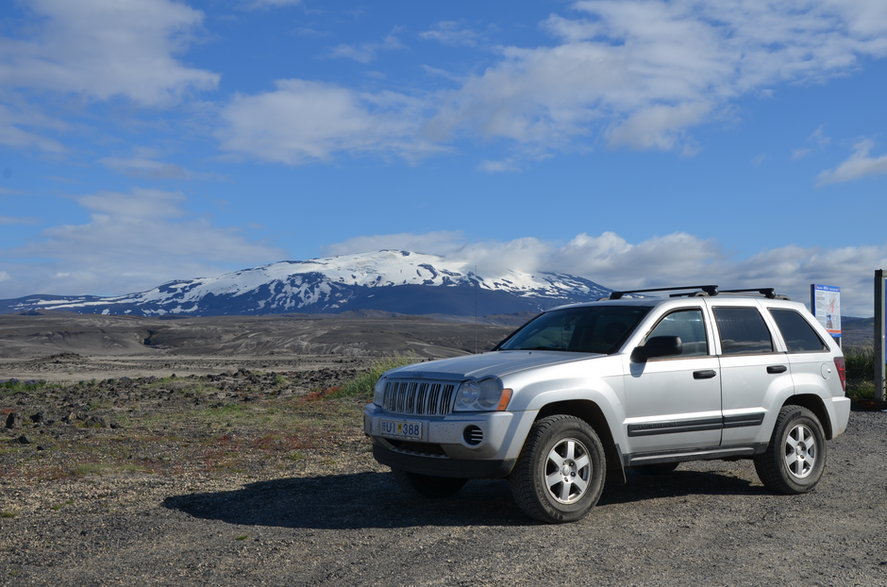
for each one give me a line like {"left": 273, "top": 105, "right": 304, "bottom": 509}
{"left": 631, "top": 336, "right": 683, "bottom": 362}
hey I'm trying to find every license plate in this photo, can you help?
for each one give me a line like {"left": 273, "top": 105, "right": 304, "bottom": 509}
{"left": 379, "top": 419, "right": 424, "bottom": 441}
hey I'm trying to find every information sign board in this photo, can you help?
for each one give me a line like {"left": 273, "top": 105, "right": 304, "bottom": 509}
{"left": 810, "top": 284, "right": 841, "bottom": 339}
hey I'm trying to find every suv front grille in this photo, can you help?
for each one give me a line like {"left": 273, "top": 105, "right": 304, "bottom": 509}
{"left": 381, "top": 380, "right": 457, "bottom": 416}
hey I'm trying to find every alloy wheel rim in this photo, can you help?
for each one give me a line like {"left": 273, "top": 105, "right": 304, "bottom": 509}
{"left": 783, "top": 423, "right": 816, "bottom": 479}
{"left": 544, "top": 437, "right": 591, "bottom": 504}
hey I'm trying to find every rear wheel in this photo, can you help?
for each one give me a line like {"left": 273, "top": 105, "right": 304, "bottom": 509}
{"left": 754, "top": 405, "right": 826, "bottom": 494}
{"left": 510, "top": 415, "right": 606, "bottom": 524}
{"left": 393, "top": 470, "right": 466, "bottom": 498}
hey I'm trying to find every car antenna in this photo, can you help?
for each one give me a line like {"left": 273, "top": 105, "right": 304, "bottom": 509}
{"left": 474, "top": 264, "right": 479, "bottom": 354}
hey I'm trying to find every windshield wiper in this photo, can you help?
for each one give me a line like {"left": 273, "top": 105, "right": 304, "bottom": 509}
{"left": 512, "top": 346, "right": 563, "bottom": 351}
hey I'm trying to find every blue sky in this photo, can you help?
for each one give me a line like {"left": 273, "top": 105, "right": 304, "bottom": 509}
{"left": 1, "top": 0, "right": 886, "bottom": 316}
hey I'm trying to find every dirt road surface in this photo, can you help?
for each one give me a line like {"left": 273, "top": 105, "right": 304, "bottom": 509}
{"left": 2, "top": 396, "right": 884, "bottom": 585}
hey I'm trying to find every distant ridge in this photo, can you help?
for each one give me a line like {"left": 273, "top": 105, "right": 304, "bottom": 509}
{"left": 0, "top": 250, "right": 612, "bottom": 317}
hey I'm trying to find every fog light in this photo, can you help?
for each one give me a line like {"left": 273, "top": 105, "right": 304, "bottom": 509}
{"left": 463, "top": 425, "right": 484, "bottom": 446}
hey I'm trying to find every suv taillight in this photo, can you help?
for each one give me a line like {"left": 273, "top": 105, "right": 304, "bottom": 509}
{"left": 834, "top": 357, "right": 846, "bottom": 391}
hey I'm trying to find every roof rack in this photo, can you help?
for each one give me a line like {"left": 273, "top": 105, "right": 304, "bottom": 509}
{"left": 604, "top": 285, "right": 789, "bottom": 300}
{"left": 718, "top": 288, "right": 789, "bottom": 300}
{"left": 606, "top": 285, "right": 718, "bottom": 300}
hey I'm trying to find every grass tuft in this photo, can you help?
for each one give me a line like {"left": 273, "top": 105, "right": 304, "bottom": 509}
{"left": 0, "top": 379, "right": 46, "bottom": 393}
{"left": 843, "top": 345, "right": 880, "bottom": 400}
{"left": 325, "top": 355, "right": 420, "bottom": 400}
{"left": 844, "top": 346, "right": 873, "bottom": 379}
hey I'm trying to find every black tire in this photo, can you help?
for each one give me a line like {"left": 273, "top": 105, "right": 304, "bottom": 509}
{"left": 509, "top": 415, "right": 606, "bottom": 524}
{"left": 393, "top": 470, "right": 467, "bottom": 498}
{"left": 633, "top": 462, "right": 679, "bottom": 475}
{"left": 754, "top": 405, "right": 826, "bottom": 494}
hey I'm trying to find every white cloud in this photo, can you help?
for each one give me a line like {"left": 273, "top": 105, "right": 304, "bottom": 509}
{"left": 419, "top": 22, "right": 482, "bottom": 48}
{"left": 820, "top": 0, "right": 887, "bottom": 38}
{"left": 809, "top": 126, "right": 831, "bottom": 148}
{"left": 427, "top": 0, "right": 887, "bottom": 154}
{"left": 99, "top": 147, "right": 220, "bottom": 181}
{"left": 322, "top": 231, "right": 467, "bottom": 257}
{"left": 605, "top": 102, "right": 711, "bottom": 151}
{"left": 329, "top": 34, "right": 405, "bottom": 64}
{"left": 325, "top": 230, "right": 886, "bottom": 316}
{"left": 0, "top": 216, "right": 37, "bottom": 225}
{"left": 99, "top": 155, "right": 212, "bottom": 181}
{"left": 477, "top": 159, "right": 521, "bottom": 173}
{"left": 0, "top": 0, "right": 219, "bottom": 106}
{"left": 1, "top": 188, "right": 285, "bottom": 296}
{"left": 817, "top": 139, "right": 887, "bottom": 185}
{"left": 459, "top": 238, "right": 553, "bottom": 277}
{"left": 218, "top": 79, "right": 440, "bottom": 164}
{"left": 550, "top": 232, "right": 723, "bottom": 289}
{"left": 0, "top": 103, "right": 67, "bottom": 153}
{"left": 5, "top": 220, "right": 884, "bottom": 315}
{"left": 245, "top": 0, "right": 302, "bottom": 9}
{"left": 792, "top": 126, "right": 831, "bottom": 160}
{"left": 211, "top": 2, "right": 887, "bottom": 164}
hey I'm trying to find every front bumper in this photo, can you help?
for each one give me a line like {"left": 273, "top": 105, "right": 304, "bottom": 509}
{"left": 363, "top": 403, "right": 530, "bottom": 479}
{"left": 371, "top": 443, "right": 514, "bottom": 478}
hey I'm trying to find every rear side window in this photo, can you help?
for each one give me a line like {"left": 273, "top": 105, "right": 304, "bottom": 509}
{"left": 769, "top": 309, "right": 828, "bottom": 352}
{"left": 714, "top": 307, "right": 774, "bottom": 354}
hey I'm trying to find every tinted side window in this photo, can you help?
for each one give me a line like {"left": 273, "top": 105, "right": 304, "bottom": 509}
{"left": 769, "top": 309, "right": 827, "bottom": 352}
{"left": 645, "top": 309, "right": 708, "bottom": 356}
{"left": 714, "top": 307, "right": 774, "bottom": 354}
{"left": 498, "top": 306, "right": 651, "bottom": 354}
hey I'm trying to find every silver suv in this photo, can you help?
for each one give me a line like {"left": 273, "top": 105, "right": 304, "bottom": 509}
{"left": 364, "top": 286, "right": 851, "bottom": 523}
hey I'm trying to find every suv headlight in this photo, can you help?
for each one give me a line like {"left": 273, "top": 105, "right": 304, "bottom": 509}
{"left": 373, "top": 376, "right": 388, "bottom": 406}
{"left": 453, "top": 377, "right": 512, "bottom": 412}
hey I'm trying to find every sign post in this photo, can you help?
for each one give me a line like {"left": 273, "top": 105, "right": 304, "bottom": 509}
{"left": 876, "top": 270, "right": 886, "bottom": 401}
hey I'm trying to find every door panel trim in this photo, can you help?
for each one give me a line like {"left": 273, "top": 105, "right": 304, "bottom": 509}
{"left": 627, "top": 412, "right": 764, "bottom": 437}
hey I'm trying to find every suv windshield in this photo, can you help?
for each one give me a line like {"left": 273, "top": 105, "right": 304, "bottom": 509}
{"left": 498, "top": 305, "right": 652, "bottom": 354}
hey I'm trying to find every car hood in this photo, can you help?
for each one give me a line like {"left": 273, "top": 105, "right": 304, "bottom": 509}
{"left": 386, "top": 350, "right": 599, "bottom": 381}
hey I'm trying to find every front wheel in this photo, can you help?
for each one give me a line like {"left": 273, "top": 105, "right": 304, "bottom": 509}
{"left": 754, "top": 405, "right": 826, "bottom": 494}
{"left": 509, "top": 415, "right": 606, "bottom": 523}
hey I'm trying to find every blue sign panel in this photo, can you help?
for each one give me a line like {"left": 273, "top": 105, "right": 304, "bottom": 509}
{"left": 810, "top": 284, "right": 841, "bottom": 339}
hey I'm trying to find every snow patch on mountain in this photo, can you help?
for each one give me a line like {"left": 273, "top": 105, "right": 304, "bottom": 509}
{"left": 1, "top": 250, "right": 611, "bottom": 317}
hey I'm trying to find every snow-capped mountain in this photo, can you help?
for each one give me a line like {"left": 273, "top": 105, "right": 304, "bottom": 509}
{"left": 0, "top": 250, "right": 612, "bottom": 317}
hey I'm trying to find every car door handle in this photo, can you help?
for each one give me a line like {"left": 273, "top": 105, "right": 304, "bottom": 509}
{"left": 767, "top": 365, "right": 788, "bottom": 374}
{"left": 693, "top": 370, "right": 717, "bottom": 380}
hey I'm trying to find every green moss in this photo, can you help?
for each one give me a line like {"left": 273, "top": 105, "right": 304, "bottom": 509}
{"left": 69, "top": 462, "right": 149, "bottom": 477}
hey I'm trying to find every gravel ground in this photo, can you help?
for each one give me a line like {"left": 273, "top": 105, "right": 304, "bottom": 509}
{"left": 1, "top": 366, "right": 885, "bottom": 586}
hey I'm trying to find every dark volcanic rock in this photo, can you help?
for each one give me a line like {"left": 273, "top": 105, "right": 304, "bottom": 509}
{"left": 5, "top": 412, "right": 22, "bottom": 429}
